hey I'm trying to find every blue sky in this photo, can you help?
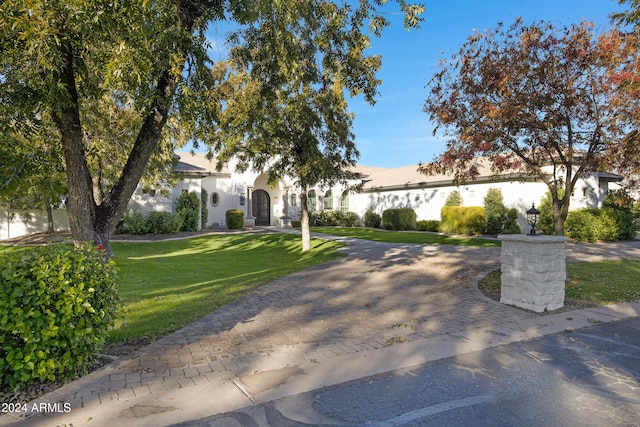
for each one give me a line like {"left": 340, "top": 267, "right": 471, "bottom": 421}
{"left": 205, "top": 0, "right": 628, "bottom": 169}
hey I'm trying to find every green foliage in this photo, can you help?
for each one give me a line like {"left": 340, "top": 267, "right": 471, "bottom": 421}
{"left": 483, "top": 188, "right": 520, "bottom": 234}
{"left": 382, "top": 208, "right": 416, "bottom": 231}
{"left": 145, "top": 212, "right": 183, "bottom": 235}
{"left": 226, "top": 210, "right": 245, "bottom": 230}
{"left": 310, "top": 211, "right": 361, "bottom": 227}
{"left": 176, "top": 191, "right": 200, "bottom": 232}
{"left": 444, "top": 190, "right": 463, "bottom": 206}
{"left": 565, "top": 207, "right": 636, "bottom": 242}
{"left": 416, "top": 220, "right": 441, "bottom": 232}
{"left": 117, "top": 211, "right": 183, "bottom": 235}
{"left": 0, "top": 245, "right": 120, "bottom": 388}
{"left": 364, "top": 209, "right": 382, "bottom": 228}
{"left": 538, "top": 190, "right": 564, "bottom": 235}
{"left": 502, "top": 208, "right": 521, "bottom": 234}
{"left": 440, "top": 206, "right": 486, "bottom": 235}
{"left": 604, "top": 189, "right": 636, "bottom": 209}
{"left": 121, "top": 212, "right": 149, "bottom": 235}
{"left": 201, "top": 189, "right": 209, "bottom": 227}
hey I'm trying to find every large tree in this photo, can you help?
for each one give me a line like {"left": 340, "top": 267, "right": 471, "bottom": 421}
{"left": 0, "top": 0, "right": 423, "bottom": 256}
{"left": 210, "top": 1, "right": 423, "bottom": 251}
{"left": 1, "top": 0, "right": 219, "bottom": 256}
{"left": 422, "top": 19, "right": 638, "bottom": 235}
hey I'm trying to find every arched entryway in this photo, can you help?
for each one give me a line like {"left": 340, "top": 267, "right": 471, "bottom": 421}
{"left": 253, "top": 189, "right": 270, "bottom": 225}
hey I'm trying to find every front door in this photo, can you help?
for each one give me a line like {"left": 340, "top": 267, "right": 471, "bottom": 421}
{"left": 253, "top": 189, "right": 270, "bottom": 226}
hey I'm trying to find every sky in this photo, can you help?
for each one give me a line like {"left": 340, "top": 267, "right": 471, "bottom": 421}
{"left": 204, "top": 0, "right": 629, "bottom": 169}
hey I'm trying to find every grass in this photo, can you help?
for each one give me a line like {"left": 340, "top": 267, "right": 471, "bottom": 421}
{"left": 311, "top": 226, "right": 501, "bottom": 247}
{"left": 479, "top": 259, "right": 640, "bottom": 305}
{"left": 107, "top": 233, "right": 344, "bottom": 343}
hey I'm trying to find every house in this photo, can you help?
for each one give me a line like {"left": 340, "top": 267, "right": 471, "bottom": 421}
{"left": 158, "top": 152, "right": 622, "bottom": 232}
{"left": 0, "top": 151, "right": 623, "bottom": 239}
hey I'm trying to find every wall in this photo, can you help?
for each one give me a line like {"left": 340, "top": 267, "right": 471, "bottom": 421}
{"left": 0, "top": 209, "right": 70, "bottom": 240}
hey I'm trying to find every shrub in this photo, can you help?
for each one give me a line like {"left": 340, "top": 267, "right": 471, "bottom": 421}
{"left": 445, "top": 190, "right": 463, "bottom": 206}
{"left": 176, "top": 191, "right": 200, "bottom": 232}
{"left": 483, "top": 188, "right": 507, "bottom": 235}
{"left": 145, "top": 211, "right": 183, "bottom": 234}
{"left": 565, "top": 207, "right": 636, "bottom": 242}
{"left": 502, "top": 208, "right": 521, "bottom": 234}
{"left": 310, "top": 210, "right": 361, "bottom": 227}
{"left": 201, "top": 188, "right": 209, "bottom": 228}
{"left": 382, "top": 208, "right": 416, "bottom": 231}
{"left": 335, "top": 211, "right": 360, "bottom": 227}
{"left": 440, "top": 206, "right": 486, "bottom": 235}
{"left": 416, "top": 220, "right": 440, "bottom": 232}
{"left": 364, "top": 209, "right": 382, "bottom": 228}
{"left": 122, "top": 211, "right": 149, "bottom": 235}
{"left": 0, "top": 245, "right": 121, "bottom": 388}
{"left": 226, "top": 209, "right": 244, "bottom": 229}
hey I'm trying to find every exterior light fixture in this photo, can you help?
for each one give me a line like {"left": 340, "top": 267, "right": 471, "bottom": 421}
{"left": 526, "top": 203, "right": 540, "bottom": 235}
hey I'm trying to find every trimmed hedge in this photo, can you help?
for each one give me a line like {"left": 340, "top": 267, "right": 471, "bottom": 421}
{"left": 417, "top": 220, "right": 440, "bottom": 232}
{"left": 0, "top": 245, "right": 121, "bottom": 388}
{"left": 226, "top": 209, "right": 245, "bottom": 229}
{"left": 440, "top": 206, "right": 486, "bottom": 235}
{"left": 382, "top": 208, "right": 416, "bottom": 231}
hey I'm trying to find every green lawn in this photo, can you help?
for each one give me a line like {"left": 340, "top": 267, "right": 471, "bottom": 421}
{"left": 107, "top": 233, "right": 343, "bottom": 343}
{"left": 311, "top": 227, "right": 501, "bottom": 247}
{"left": 479, "top": 259, "right": 640, "bottom": 305}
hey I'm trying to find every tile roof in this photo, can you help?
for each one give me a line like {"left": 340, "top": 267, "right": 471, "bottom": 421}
{"left": 174, "top": 152, "right": 231, "bottom": 176}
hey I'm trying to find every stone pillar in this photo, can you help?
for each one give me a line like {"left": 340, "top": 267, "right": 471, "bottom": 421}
{"left": 244, "top": 186, "right": 255, "bottom": 227}
{"left": 280, "top": 186, "right": 292, "bottom": 228}
{"left": 497, "top": 234, "right": 569, "bottom": 313}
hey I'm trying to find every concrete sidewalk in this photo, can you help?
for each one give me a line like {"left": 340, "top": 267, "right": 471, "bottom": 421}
{"left": 2, "top": 233, "right": 639, "bottom": 427}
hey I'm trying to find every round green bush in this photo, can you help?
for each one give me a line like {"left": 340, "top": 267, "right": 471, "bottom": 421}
{"left": 226, "top": 209, "right": 245, "bottom": 229}
{"left": 0, "top": 245, "right": 121, "bottom": 388}
{"left": 364, "top": 209, "right": 382, "bottom": 228}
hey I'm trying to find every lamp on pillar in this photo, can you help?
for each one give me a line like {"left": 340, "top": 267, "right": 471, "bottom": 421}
{"left": 526, "top": 203, "right": 540, "bottom": 235}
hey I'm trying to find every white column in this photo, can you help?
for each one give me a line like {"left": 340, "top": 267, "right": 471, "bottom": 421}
{"left": 498, "top": 234, "right": 569, "bottom": 312}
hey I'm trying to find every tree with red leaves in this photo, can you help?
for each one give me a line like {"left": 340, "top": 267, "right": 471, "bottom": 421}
{"left": 422, "top": 18, "right": 639, "bottom": 235}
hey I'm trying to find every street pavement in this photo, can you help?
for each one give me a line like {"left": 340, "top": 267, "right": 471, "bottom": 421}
{"left": 173, "top": 316, "right": 640, "bottom": 426}
{"left": 1, "top": 231, "right": 639, "bottom": 427}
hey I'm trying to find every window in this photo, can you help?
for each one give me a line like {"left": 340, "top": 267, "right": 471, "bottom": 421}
{"left": 307, "top": 190, "right": 316, "bottom": 212}
{"left": 324, "top": 190, "right": 333, "bottom": 210}
{"left": 211, "top": 192, "right": 219, "bottom": 207}
{"left": 290, "top": 193, "right": 297, "bottom": 207}
{"left": 340, "top": 191, "right": 349, "bottom": 212}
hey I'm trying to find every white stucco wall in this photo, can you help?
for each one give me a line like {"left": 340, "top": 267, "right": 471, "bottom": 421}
{"left": 351, "top": 174, "right": 606, "bottom": 233}
{"left": 0, "top": 209, "right": 70, "bottom": 240}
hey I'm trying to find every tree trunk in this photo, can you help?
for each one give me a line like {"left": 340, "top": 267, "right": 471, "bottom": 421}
{"left": 552, "top": 191, "right": 572, "bottom": 236}
{"left": 299, "top": 188, "right": 311, "bottom": 252}
{"left": 53, "top": 41, "right": 97, "bottom": 247}
{"left": 46, "top": 205, "right": 55, "bottom": 234}
{"left": 52, "top": 3, "right": 207, "bottom": 259}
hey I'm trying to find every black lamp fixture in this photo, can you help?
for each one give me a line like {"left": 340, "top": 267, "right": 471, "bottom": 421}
{"left": 526, "top": 203, "right": 540, "bottom": 235}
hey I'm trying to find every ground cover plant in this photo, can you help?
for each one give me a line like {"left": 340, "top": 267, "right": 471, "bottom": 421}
{"left": 478, "top": 259, "right": 640, "bottom": 305}
{"left": 311, "top": 227, "right": 500, "bottom": 247}
{"left": 108, "top": 233, "right": 343, "bottom": 344}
